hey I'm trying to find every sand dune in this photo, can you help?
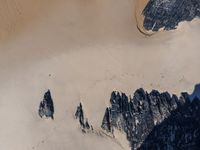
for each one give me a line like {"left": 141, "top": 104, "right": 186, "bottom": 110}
{"left": 0, "top": 0, "right": 200, "bottom": 150}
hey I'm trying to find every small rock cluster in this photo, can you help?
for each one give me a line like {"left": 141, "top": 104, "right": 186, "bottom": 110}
{"left": 75, "top": 103, "right": 93, "bottom": 132}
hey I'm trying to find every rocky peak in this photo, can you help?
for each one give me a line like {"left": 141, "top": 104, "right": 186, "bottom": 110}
{"left": 38, "top": 90, "right": 54, "bottom": 119}
{"left": 75, "top": 102, "right": 93, "bottom": 132}
{"left": 101, "top": 88, "right": 197, "bottom": 150}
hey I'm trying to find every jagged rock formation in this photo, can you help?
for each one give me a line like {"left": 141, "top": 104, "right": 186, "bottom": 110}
{"left": 139, "top": 97, "right": 200, "bottom": 150}
{"left": 143, "top": 0, "right": 200, "bottom": 31}
{"left": 38, "top": 90, "right": 54, "bottom": 119}
{"left": 101, "top": 88, "right": 200, "bottom": 150}
{"left": 75, "top": 103, "right": 93, "bottom": 132}
{"left": 190, "top": 83, "right": 200, "bottom": 100}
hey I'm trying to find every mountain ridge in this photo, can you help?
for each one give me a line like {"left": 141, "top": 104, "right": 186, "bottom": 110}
{"left": 101, "top": 88, "right": 200, "bottom": 150}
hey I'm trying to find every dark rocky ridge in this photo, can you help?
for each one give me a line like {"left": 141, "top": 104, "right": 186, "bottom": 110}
{"left": 139, "top": 97, "right": 200, "bottom": 150}
{"left": 101, "top": 88, "right": 200, "bottom": 150}
{"left": 38, "top": 90, "right": 54, "bottom": 119}
{"left": 143, "top": 0, "right": 200, "bottom": 31}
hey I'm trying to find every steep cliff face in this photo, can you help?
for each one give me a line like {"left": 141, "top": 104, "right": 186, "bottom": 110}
{"left": 142, "top": 0, "right": 200, "bottom": 31}
{"left": 101, "top": 88, "right": 200, "bottom": 150}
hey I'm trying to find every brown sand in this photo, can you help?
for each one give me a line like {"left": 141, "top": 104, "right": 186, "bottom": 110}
{"left": 0, "top": 0, "right": 200, "bottom": 150}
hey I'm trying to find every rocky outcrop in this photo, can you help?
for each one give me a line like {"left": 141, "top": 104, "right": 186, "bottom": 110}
{"left": 142, "top": 0, "right": 200, "bottom": 31}
{"left": 139, "top": 97, "right": 200, "bottom": 150}
{"left": 101, "top": 88, "right": 200, "bottom": 150}
{"left": 38, "top": 90, "right": 54, "bottom": 119}
{"left": 189, "top": 84, "right": 200, "bottom": 100}
{"left": 75, "top": 103, "right": 93, "bottom": 132}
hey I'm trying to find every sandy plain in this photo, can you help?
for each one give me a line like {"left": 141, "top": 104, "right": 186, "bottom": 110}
{"left": 0, "top": 0, "right": 200, "bottom": 150}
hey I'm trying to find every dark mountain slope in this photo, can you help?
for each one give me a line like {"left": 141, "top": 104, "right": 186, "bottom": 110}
{"left": 139, "top": 97, "right": 200, "bottom": 150}
{"left": 101, "top": 88, "right": 200, "bottom": 150}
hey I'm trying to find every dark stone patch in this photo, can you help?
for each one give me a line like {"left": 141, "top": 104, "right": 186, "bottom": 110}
{"left": 38, "top": 90, "right": 54, "bottom": 119}
{"left": 143, "top": 0, "right": 200, "bottom": 31}
{"left": 75, "top": 102, "right": 93, "bottom": 132}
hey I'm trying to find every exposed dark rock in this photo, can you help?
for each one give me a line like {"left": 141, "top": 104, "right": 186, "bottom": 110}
{"left": 101, "top": 107, "right": 112, "bottom": 133}
{"left": 101, "top": 88, "right": 200, "bottom": 150}
{"left": 75, "top": 102, "right": 92, "bottom": 132}
{"left": 190, "top": 83, "right": 200, "bottom": 100}
{"left": 143, "top": 0, "right": 200, "bottom": 31}
{"left": 38, "top": 90, "right": 54, "bottom": 119}
{"left": 139, "top": 97, "right": 200, "bottom": 150}
{"left": 85, "top": 119, "right": 91, "bottom": 130}
{"left": 75, "top": 103, "right": 85, "bottom": 128}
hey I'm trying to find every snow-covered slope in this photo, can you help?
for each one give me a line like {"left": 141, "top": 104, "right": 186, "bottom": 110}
{"left": 0, "top": 0, "right": 200, "bottom": 150}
